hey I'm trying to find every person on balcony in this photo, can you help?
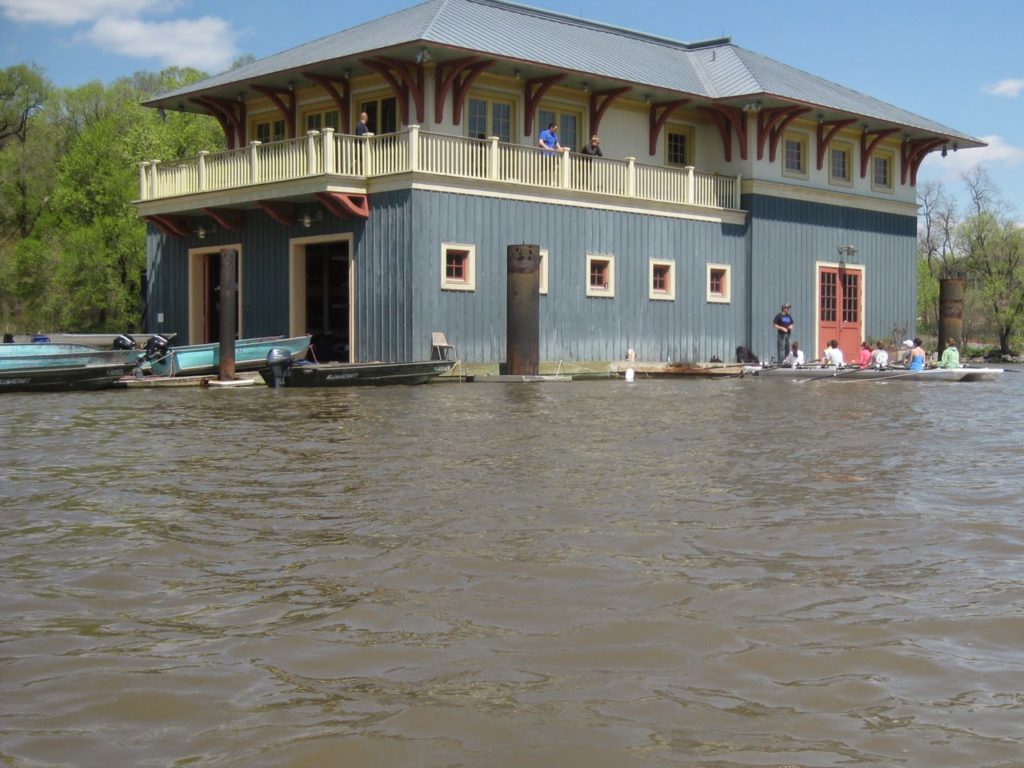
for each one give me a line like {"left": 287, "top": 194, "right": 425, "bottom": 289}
{"left": 355, "top": 112, "right": 370, "bottom": 136}
{"left": 579, "top": 135, "right": 603, "bottom": 157}
{"left": 538, "top": 122, "right": 562, "bottom": 156}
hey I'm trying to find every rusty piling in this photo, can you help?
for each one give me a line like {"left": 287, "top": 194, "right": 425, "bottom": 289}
{"left": 503, "top": 244, "right": 540, "bottom": 375}
{"left": 218, "top": 248, "right": 238, "bottom": 381}
{"left": 938, "top": 275, "right": 964, "bottom": 352}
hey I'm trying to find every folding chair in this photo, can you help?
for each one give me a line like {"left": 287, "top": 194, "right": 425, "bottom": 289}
{"left": 430, "top": 332, "right": 457, "bottom": 361}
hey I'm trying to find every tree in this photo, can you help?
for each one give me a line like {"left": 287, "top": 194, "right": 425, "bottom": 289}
{"left": 956, "top": 168, "right": 1024, "bottom": 355}
{"left": 0, "top": 65, "right": 223, "bottom": 333}
{"left": 0, "top": 64, "right": 48, "bottom": 148}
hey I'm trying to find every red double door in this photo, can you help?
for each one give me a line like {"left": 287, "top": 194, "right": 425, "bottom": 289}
{"left": 817, "top": 266, "right": 862, "bottom": 363}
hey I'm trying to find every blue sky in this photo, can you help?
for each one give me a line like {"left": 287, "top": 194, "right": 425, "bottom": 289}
{"left": 2, "top": 0, "right": 1022, "bottom": 212}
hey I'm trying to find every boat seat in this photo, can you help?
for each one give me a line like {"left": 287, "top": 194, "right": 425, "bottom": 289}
{"left": 430, "top": 332, "right": 457, "bottom": 361}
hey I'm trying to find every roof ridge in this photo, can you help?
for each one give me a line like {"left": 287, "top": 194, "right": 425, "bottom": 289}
{"left": 461, "top": 0, "right": 730, "bottom": 51}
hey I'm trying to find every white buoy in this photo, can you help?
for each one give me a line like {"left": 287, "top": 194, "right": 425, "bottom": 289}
{"left": 624, "top": 368, "right": 635, "bottom": 382}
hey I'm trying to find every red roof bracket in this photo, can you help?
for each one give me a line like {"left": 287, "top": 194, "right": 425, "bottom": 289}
{"left": 815, "top": 118, "right": 858, "bottom": 170}
{"left": 648, "top": 99, "right": 691, "bottom": 156}
{"left": 303, "top": 72, "right": 351, "bottom": 134}
{"left": 757, "top": 106, "right": 811, "bottom": 162}
{"left": 255, "top": 200, "right": 296, "bottom": 226}
{"left": 251, "top": 85, "right": 296, "bottom": 139}
{"left": 193, "top": 96, "right": 246, "bottom": 149}
{"left": 589, "top": 87, "right": 631, "bottom": 139}
{"left": 697, "top": 104, "right": 746, "bottom": 162}
{"left": 202, "top": 208, "right": 244, "bottom": 231}
{"left": 315, "top": 192, "right": 369, "bottom": 219}
{"left": 362, "top": 57, "right": 425, "bottom": 125}
{"left": 523, "top": 74, "right": 567, "bottom": 137}
{"left": 900, "top": 137, "right": 944, "bottom": 186}
{"left": 145, "top": 215, "right": 192, "bottom": 239}
{"left": 859, "top": 128, "right": 899, "bottom": 178}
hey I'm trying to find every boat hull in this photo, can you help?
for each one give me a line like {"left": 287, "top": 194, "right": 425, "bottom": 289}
{"left": 147, "top": 336, "right": 311, "bottom": 377}
{"left": 0, "top": 362, "right": 135, "bottom": 392}
{"left": 744, "top": 365, "right": 1004, "bottom": 382}
{"left": 0, "top": 344, "right": 141, "bottom": 369}
{"left": 261, "top": 360, "right": 456, "bottom": 387}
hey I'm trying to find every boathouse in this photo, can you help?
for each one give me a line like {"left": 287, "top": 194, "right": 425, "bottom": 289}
{"left": 135, "top": 0, "right": 981, "bottom": 364}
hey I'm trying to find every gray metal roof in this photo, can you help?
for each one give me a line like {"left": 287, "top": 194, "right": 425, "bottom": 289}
{"left": 148, "top": 0, "right": 980, "bottom": 144}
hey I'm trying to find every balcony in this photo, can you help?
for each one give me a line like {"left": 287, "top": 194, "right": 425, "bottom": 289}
{"left": 137, "top": 126, "right": 742, "bottom": 213}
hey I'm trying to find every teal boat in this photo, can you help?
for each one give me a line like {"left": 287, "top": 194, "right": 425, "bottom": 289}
{"left": 0, "top": 343, "right": 141, "bottom": 392}
{"left": 144, "top": 335, "right": 311, "bottom": 377}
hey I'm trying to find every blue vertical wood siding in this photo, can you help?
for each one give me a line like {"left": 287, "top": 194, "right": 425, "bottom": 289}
{"left": 145, "top": 188, "right": 915, "bottom": 364}
{"left": 744, "top": 193, "right": 917, "bottom": 361}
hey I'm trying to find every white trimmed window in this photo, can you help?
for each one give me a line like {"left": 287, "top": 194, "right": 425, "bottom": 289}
{"left": 441, "top": 243, "right": 476, "bottom": 291}
{"left": 467, "top": 95, "right": 514, "bottom": 143}
{"left": 872, "top": 150, "right": 894, "bottom": 192}
{"left": 666, "top": 126, "right": 695, "bottom": 167}
{"left": 539, "top": 248, "right": 549, "bottom": 295}
{"left": 649, "top": 259, "right": 675, "bottom": 301}
{"left": 586, "top": 253, "right": 615, "bottom": 297}
{"left": 782, "top": 131, "right": 808, "bottom": 178}
{"left": 829, "top": 141, "right": 853, "bottom": 185}
{"left": 706, "top": 263, "right": 731, "bottom": 303}
{"left": 253, "top": 118, "right": 286, "bottom": 143}
{"left": 305, "top": 108, "right": 340, "bottom": 132}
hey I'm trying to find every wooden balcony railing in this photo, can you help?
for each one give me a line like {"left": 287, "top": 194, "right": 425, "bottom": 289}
{"left": 139, "top": 126, "right": 742, "bottom": 211}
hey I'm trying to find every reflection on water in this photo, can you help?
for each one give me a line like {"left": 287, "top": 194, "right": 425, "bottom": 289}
{"left": 2, "top": 374, "right": 1024, "bottom": 766}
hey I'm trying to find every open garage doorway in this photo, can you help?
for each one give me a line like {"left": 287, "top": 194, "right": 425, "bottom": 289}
{"left": 188, "top": 245, "right": 243, "bottom": 343}
{"left": 290, "top": 234, "right": 354, "bottom": 362}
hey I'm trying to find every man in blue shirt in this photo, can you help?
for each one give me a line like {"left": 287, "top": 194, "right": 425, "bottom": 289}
{"left": 538, "top": 122, "right": 562, "bottom": 156}
{"left": 772, "top": 303, "right": 794, "bottom": 364}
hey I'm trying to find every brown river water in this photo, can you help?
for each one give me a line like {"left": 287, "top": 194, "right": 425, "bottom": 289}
{"left": 2, "top": 371, "right": 1023, "bottom": 767}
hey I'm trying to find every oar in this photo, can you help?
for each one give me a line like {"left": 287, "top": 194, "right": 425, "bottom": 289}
{"left": 795, "top": 364, "right": 865, "bottom": 384}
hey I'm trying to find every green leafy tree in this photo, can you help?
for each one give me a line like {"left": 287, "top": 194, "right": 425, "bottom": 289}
{"left": 957, "top": 169, "right": 1024, "bottom": 355}
{"left": 1, "top": 66, "right": 223, "bottom": 333}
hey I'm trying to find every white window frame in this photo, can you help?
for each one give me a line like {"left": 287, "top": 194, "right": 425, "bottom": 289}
{"left": 782, "top": 131, "right": 808, "bottom": 179}
{"left": 829, "top": 141, "right": 853, "bottom": 186}
{"left": 706, "top": 263, "right": 731, "bottom": 304}
{"left": 539, "top": 248, "right": 549, "bottom": 295}
{"left": 872, "top": 150, "right": 894, "bottom": 192}
{"left": 585, "top": 253, "right": 615, "bottom": 298}
{"left": 441, "top": 242, "right": 476, "bottom": 291}
{"left": 648, "top": 259, "right": 675, "bottom": 301}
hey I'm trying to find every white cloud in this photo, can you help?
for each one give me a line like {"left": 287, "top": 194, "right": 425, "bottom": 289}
{"left": 984, "top": 79, "right": 1024, "bottom": 98}
{"left": 0, "top": 0, "right": 167, "bottom": 25}
{"left": 80, "top": 15, "right": 239, "bottom": 72}
{"left": 920, "top": 135, "right": 1024, "bottom": 195}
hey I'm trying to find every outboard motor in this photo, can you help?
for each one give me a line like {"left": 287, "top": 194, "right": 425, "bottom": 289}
{"left": 142, "top": 334, "right": 170, "bottom": 363}
{"left": 112, "top": 333, "right": 136, "bottom": 350}
{"left": 264, "top": 347, "right": 294, "bottom": 388}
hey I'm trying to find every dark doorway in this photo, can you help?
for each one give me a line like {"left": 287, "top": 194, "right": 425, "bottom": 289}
{"left": 305, "top": 241, "right": 351, "bottom": 361}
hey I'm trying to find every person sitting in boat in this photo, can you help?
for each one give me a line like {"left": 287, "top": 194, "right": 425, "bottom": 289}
{"left": 857, "top": 341, "right": 872, "bottom": 367}
{"left": 907, "top": 338, "right": 927, "bottom": 371}
{"left": 822, "top": 339, "right": 845, "bottom": 367}
{"left": 782, "top": 341, "right": 805, "bottom": 367}
{"left": 937, "top": 338, "right": 961, "bottom": 369}
{"left": 868, "top": 340, "right": 890, "bottom": 369}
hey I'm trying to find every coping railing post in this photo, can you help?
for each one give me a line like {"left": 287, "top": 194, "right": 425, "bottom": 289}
{"left": 139, "top": 162, "right": 149, "bottom": 200}
{"left": 321, "top": 127, "right": 335, "bottom": 173}
{"left": 407, "top": 125, "right": 420, "bottom": 172}
{"left": 735, "top": 174, "right": 742, "bottom": 209}
{"left": 684, "top": 165, "right": 695, "bottom": 205}
{"left": 149, "top": 159, "right": 160, "bottom": 199}
{"left": 488, "top": 136, "right": 500, "bottom": 181}
{"left": 559, "top": 146, "right": 570, "bottom": 188}
{"left": 306, "top": 130, "right": 319, "bottom": 175}
{"left": 249, "top": 140, "right": 261, "bottom": 184}
{"left": 361, "top": 134, "right": 372, "bottom": 177}
{"left": 626, "top": 157, "right": 636, "bottom": 198}
{"left": 198, "top": 150, "right": 208, "bottom": 192}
